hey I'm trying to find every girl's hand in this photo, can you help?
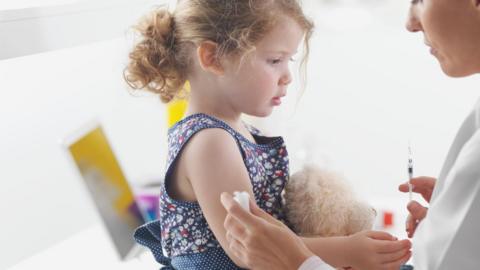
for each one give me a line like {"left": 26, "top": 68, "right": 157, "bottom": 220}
{"left": 342, "top": 231, "right": 411, "bottom": 270}
{"left": 221, "top": 192, "right": 314, "bottom": 270}
{"left": 399, "top": 176, "right": 435, "bottom": 237}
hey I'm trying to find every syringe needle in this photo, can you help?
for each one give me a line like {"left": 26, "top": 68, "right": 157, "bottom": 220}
{"left": 408, "top": 143, "right": 414, "bottom": 201}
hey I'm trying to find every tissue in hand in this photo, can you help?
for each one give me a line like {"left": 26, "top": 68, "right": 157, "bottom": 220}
{"left": 233, "top": 191, "right": 250, "bottom": 213}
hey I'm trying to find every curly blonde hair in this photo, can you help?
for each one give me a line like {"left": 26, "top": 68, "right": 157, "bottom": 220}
{"left": 124, "top": 0, "right": 314, "bottom": 103}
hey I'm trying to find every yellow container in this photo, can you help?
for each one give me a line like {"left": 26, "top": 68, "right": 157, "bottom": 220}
{"left": 166, "top": 81, "right": 189, "bottom": 128}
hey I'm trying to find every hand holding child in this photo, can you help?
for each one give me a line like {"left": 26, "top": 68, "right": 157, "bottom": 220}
{"left": 221, "top": 192, "right": 314, "bottom": 270}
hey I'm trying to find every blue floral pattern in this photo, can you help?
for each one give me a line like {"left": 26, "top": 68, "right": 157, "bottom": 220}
{"left": 135, "top": 113, "right": 289, "bottom": 268}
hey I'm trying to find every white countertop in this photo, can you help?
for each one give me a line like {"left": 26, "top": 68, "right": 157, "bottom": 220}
{"left": 7, "top": 223, "right": 159, "bottom": 270}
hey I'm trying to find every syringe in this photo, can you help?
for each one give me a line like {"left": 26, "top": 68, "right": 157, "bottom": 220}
{"left": 408, "top": 143, "right": 414, "bottom": 201}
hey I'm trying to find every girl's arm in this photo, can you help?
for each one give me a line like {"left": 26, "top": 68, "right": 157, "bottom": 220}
{"left": 301, "top": 232, "right": 411, "bottom": 269}
{"left": 222, "top": 191, "right": 412, "bottom": 270}
{"left": 180, "top": 128, "right": 256, "bottom": 267}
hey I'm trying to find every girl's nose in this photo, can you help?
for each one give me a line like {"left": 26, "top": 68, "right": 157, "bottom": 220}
{"left": 280, "top": 71, "right": 292, "bottom": 86}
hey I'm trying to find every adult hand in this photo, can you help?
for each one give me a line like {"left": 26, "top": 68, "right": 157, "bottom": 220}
{"left": 398, "top": 176, "right": 436, "bottom": 202}
{"left": 221, "top": 192, "right": 313, "bottom": 270}
{"left": 398, "top": 176, "right": 436, "bottom": 238}
{"left": 404, "top": 201, "right": 428, "bottom": 238}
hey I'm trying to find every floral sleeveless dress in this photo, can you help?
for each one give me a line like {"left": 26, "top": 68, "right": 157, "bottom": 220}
{"left": 134, "top": 113, "right": 290, "bottom": 269}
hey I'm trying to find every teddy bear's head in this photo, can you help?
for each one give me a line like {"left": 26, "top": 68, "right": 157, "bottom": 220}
{"left": 284, "top": 165, "right": 376, "bottom": 237}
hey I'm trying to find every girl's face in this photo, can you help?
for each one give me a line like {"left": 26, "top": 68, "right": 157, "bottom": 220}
{"left": 406, "top": 0, "right": 480, "bottom": 77}
{"left": 220, "top": 16, "right": 304, "bottom": 117}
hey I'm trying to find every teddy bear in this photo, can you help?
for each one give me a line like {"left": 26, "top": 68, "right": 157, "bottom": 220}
{"left": 284, "top": 165, "right": 376, "bottom": 238}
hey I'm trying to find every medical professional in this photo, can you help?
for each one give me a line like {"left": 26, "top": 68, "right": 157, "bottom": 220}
{"left": 221, "top": 0, "right": 480, "bottom": 269}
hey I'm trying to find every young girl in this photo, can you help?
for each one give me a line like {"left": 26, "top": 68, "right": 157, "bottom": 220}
{"left": 124, "top": 0, "right": 410, "bottom": 269}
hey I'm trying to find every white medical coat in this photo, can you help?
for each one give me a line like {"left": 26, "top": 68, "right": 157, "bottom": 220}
{"left": 413, "top": 98, "right": 480, "bottom": 269}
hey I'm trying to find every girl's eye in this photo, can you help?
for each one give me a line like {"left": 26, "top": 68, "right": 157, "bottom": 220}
{"left": 268, "top": 59, "right": 282, "bottom": 64}
{"left": 268, "top": 57, "right": 295, "bottom": 65}
{"left": 411, "top": 0, "right": 421, "bottom": 4}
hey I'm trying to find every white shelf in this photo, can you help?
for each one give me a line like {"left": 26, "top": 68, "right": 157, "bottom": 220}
{"left": 0, "top": 0, "right": 166, "bottom": 60}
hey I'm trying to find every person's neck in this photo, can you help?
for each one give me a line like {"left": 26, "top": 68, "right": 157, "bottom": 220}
{"left": 185, "top": 79, "right": 242, "bottom": 129}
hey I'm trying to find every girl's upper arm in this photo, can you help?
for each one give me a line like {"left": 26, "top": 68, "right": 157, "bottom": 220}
{"left": 181, "top": 128, "right": 255, "bottom": 267}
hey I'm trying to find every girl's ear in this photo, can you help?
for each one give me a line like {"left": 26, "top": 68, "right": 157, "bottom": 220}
{"left": 197, "top": 41, "right": 224, "bottom": 75}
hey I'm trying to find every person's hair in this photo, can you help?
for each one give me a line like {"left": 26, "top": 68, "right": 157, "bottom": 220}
{"left": 124, "top": 0, "right": 314, "bottom": 103}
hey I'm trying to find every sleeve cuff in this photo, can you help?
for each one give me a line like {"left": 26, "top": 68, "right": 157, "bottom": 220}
{"left": 298, "top": 256, "right": 335, "bottom": 270}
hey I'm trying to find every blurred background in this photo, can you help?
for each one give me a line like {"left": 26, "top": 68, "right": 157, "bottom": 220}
{"left": 1, "top": 0, "right": 479, "bottom": 269}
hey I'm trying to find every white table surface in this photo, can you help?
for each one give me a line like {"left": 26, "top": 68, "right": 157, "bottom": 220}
{"left": 7, "top": 223, "right": 160, "bottom": 270}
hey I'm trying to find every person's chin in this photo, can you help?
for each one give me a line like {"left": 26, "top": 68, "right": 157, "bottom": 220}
{"left": 440, "top": 62, "right": 475, "bottom": 78}
{"left": 257, "top": 111, "right": 273, "bottom": 118}
{"left": 247, "top": 108, "right": 273, "bottom": 118}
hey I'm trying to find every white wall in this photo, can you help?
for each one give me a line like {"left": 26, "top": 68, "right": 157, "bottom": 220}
{"left": 0, "top": 1, "right": 170, "bottom": 269}
{"left": 0, "top": 0, "right": 80, "bottom": 10}
{"left": 1, "top": 0, "right": 479, "bottom": 269}
{"left": 0, "top": 38, "right": 170, "bottom": 270}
